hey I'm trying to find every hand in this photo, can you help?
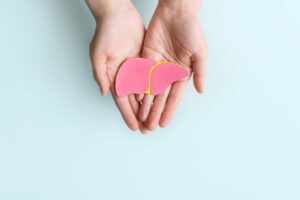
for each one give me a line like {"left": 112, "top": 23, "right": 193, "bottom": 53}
{"left": 139, "top": 0, "right": 208, "bottom": 131}
{"left": 86, "top": 0, "right": 146, "bottom": 131}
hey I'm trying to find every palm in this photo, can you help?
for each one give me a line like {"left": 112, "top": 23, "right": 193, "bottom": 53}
{"left": 90, "top": 9, "right": 144, "bottom": 84}
{"left": 143, "top": 10, "right": 205, "bottom": 71}
{"left": 89, "top": 8, "right": 145, "bottom": 131}
{"left": 139, "top": 8, "right": 207, "bottom": 130}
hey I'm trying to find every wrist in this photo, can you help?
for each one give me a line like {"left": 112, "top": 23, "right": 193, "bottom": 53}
{"left": 157, "top": 0, "right": 201, "bottom": 18}
{"left": 86, "top": 0, "right": 134, "bottom": 21}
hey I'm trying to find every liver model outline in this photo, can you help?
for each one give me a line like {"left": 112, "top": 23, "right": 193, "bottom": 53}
{"left": 115, "top": 58, "right": 189, "bottom": 97}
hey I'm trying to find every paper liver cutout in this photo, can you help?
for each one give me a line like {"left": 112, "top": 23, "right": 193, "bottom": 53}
{"left": 115, "top": 58, "right": 189, "bottom": 97}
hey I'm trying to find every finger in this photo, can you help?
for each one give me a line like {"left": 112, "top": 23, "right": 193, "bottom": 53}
{"left": 192, "top": 53, "right": 207, "bottom": 93}
{"left": 138, "top": 94, "right": 154, "bottom": 122}
{"left": 90, "top": 51, "right": 110, "bottom": 96}
{"left": 135, "top": 93, "right": 144, "bottom": 102}
{"left": 139, "top": 122, "right": 149, "bottom": 134}
{"left": 128, "top": 95, "right": 139, "bottom": 115}
{"left": 111, "top": 88, "right": 139, "bottom": 131}
{"left": 146, "top": 86, "right": 171, "bottom": 130}
{"left": 128, "top": 95, "right": 150, "bottom": 134}
{"left": 159, "top": 80, "right": 188, "bottom": 127}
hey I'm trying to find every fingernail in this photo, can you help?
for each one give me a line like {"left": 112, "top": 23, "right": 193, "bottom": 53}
{"left": 198, "top": 87, "right": 204, "bottom": 93}
{"left": 159, "top": 119, "right": 169, "bottom": 128}
{"left": 200, "top": 80, "right": 205, "bottom": 93}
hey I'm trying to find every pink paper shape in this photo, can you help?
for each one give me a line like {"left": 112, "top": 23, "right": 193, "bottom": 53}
{"left": 115, "top": 58, "right": 189, "bottom": 97}
{"left": 150, "top": 63, "right": 189, "bottom": 95}
{"left": 115, "top": 58, "right": 155, "bottom": 97}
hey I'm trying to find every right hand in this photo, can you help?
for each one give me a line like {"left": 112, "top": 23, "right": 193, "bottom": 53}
{"left": 87, "top": 0, "right": 147, "bottom": 131}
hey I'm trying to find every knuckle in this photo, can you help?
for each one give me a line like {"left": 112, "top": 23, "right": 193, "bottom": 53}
{"left": 150, "top": 110, "right": 160, "bottom": 119}
{"left": 115, "top": 97, "right": 124, "bottom": 104}
{"left": 155, "top": 95, "right": 165, "bottom": 102}
{"left": 162, "top": 109, "right": 172, "bottom": 119}
{"left": 168, "top": 93, "right": 179, "bottom": 101}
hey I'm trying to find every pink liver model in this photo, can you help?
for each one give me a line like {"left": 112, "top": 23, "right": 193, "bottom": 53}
{"left": 150, "top": 62, "right": 189, "bottom": 95}
{"left": 115, "top": 58, "right": 189, "bottom": 97}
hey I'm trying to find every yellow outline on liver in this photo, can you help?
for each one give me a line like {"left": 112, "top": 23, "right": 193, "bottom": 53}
{"left": 145, "top": 61, "right": 170, "bottom": 94}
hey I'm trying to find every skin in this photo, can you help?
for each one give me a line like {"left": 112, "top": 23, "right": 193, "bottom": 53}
{"left": 139, "top": 0, "right": 208, "bottom": 130}
{"left": 86, "top": 0, "right": 148, "bottom": 132}
{"left": 86, "top": 0, "right": 207, "bottom": 133}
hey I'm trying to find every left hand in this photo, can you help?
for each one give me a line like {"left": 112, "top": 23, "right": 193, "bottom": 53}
{"left": 139, "top": 1, "right": 208, "bottom": 131}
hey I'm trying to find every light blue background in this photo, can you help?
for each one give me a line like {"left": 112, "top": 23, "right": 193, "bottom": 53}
{"left": 0, "top": 0, "right": 299, "bottom": 199}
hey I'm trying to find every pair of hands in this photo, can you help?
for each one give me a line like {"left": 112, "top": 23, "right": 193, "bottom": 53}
{"left": 86, "top": 0, "right": 207, "bottom": 133}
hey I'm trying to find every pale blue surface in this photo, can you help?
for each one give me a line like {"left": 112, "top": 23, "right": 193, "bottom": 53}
{"left": 0, "top": 0, "right": 299, "bottom": 199}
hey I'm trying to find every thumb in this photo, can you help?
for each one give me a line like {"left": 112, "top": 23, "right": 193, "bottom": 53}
{"left": 90, "top": 51, "right": 111, "bottom": 96}
{"left": 192, "top": 53, "right": 207, "bottom": 93}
